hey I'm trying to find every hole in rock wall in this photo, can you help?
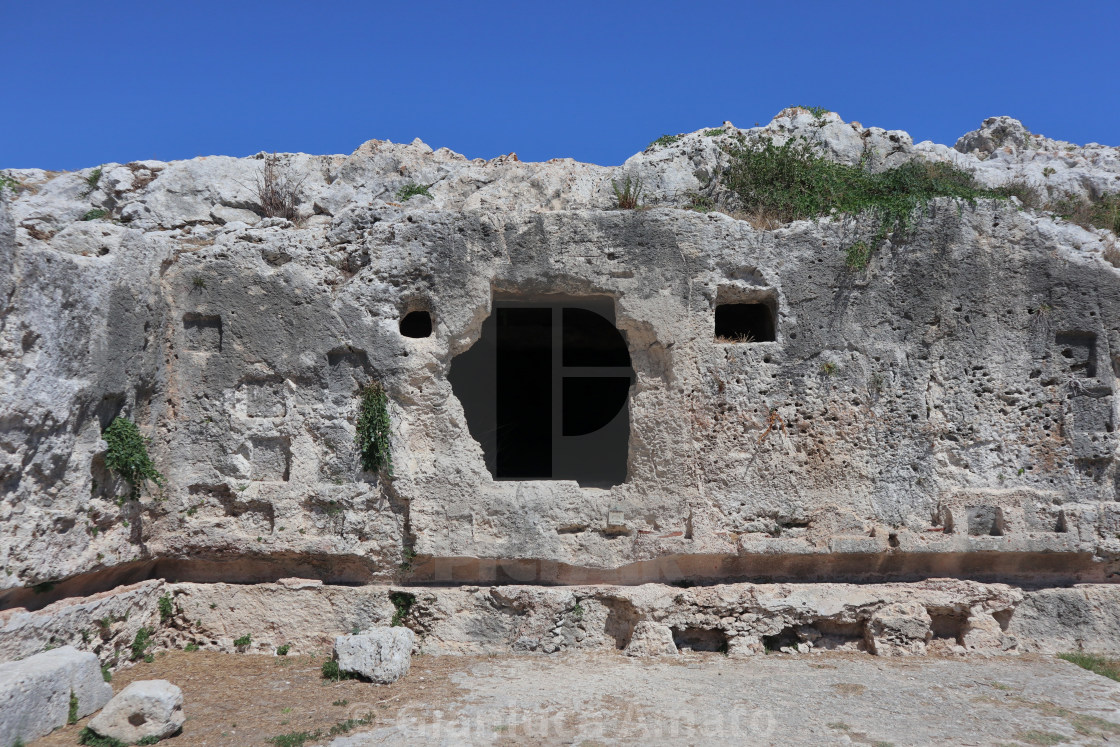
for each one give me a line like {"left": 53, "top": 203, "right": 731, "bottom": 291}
{"left": 715, "top": 302, "right": 776, "bottom": 343}
{"left": 448, "top": 295, "right": 634, "bottom": 487}
{"left": 249, "top": 436, "right": 290, "bottom": 482}
{"left": 672, "top": 627, "right": 729, "bottom": 652}
{"left": 400, "top": 310, "right": 433, "bottom": 338}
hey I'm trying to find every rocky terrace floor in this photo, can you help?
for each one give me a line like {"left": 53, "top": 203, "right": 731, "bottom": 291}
{"left": 34, "top": 650, "right": 1120, "bottom": 746}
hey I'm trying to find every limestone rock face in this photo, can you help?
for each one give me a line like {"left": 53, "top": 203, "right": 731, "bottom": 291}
{"left": 865, "top": 602, "right": 933, "bottom": 656}
{"left": 2, "top": 108, "right": 1120, "bottom": 606}
{"left": 334, "top": 627, "right": 414, "bottom": 684}
{"left": 88, "top": 679, "right": 185, "bottom": 744}
{"left": 0, "top": 646, "right": 113, "bottom": 745}
{"left": 623, "top": 621, "right": 677, "bottom": 657}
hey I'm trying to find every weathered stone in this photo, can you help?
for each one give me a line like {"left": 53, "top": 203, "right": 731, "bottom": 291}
{"left": 623, "top": 622, "right": 677, "bottom": 657}
{"left": 0, "top": 646, "right": 113, "bottom": 746}
{"left": 334, "top": 627, "right": 414, "bottom": 684}
{"left": 88, "top": 680, "right": 185, "bottom": 744}
{"left": 865, "top": 603, "right": 932, "bottom": 656}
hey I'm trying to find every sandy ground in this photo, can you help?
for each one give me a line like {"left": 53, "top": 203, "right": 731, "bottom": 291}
{"left": 34, "top": 649, "right": 1120, "bottom": 746}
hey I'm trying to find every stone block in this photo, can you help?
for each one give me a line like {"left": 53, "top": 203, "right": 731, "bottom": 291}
{"left": 0, "top": 646, "right": 113, "bottom": 745}
{"left": 334, "top": 627, "right": 415, "bottom": 684}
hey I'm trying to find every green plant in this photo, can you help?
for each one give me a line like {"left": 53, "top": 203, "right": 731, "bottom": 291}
{"left": 820, "top": 362, "right": 838, "bottom": 377}
{"left": 267, "top": 731, "right": 322, "bottom": 747}
{"left": 233, "top": 633, "right": 252, "bottom": 647}
{"left": 158, "top": 594, "right": 174, "bottom": 623}
{"left": 81, "top": 209, "right": 108, "bottom": 221}
{"left": 395, "top": 182, "right": 431, "bottom": 201}
{"left": 103, "top": 417, "right": 164, "bottom": 498}
{"left": 192, "top": 276, "right": 206, "bottom": 289}
{"left": 649, "top": 134, "right": 681, "bottom": 149}
{"left": 570, "top": 602, "right": 584, "bottom": 621}
{"left": 398, "top": 545, "right": 417, "bottom": 574}
{"left": 722, "top": 136, "right": 1003, "bottom": 264}
{"left": 611, "top": 175, "right": 643, "bottom": 210}
{"left": 355, "top": 381, "right": 393, "bottom": 476}
{"left": 332, "top": 699, "right": 349, "bottom": 707}
{"left": 1014, "top": 731, "right": 1067, "bottom": 746}
{"left": 81, "top": 628, "right": 91, "bottom": 643}
{"left": 276, "top": 643, "right": 290, "bottom": 656}
{"left": 101, "top": 664, "right": 113, "bottom": 682}
{"left": 86, "top": 167, "right": 103, "bottom": 191}
{"left": 137, "top": 738, "right": 161, "bottom": 745}
{"left": 1058, "top": 652, "right": 1120, "bottom": 682}
{"left": 703, "top": 128, "right": 724, "bottom": 137}
{"left": 845, "top": 240, "right": 872, "bottom": 270}
{"left": 329, "top": 715, "right": 373, "bottom": 736}
{"left": 184, "top": 642, "right": 199, "bottom": 652}
{"left": 0, "top": 172, "right": 21, "bottom": 193}
{"left": 1043, "top": 166, "right": 1056, "bottom": 178}
{"left": 130, "top": 627, "right": 153, "bottom": 661}
{"left": 389, "top": 591, "right": 416, "bottom": 627}
{"left": 1052, "top": 192, "right": 1120, "bottom": 235}
{"left": 320, "top": 657, "right": 356, "bottom": 682}
{"left": 68, "top": 690, "right": 79, "bottom": 724}
{"left": 143, "top": 653, "right": 154, "bottom": 663}
{"left": 79, "top": 727, "right": 126, "bottom": 747}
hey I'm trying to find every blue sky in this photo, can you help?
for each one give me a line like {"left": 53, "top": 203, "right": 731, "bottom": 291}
{"left": 3, "top": 0, "right": 1118, "bottom": 170}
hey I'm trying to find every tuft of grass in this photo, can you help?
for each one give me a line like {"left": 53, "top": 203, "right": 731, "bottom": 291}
{"left": 820, "top": 362, "right": 838, "bottom": 377}
{"left": 68, "top": 690, "right": 79, "bottom": 724}
{"left": 233, "top": 633, "right": 252, "bottom": 648}
{"left": 192, "top": 276, "right": 206, "bottom": 289}
{"left": 1058, "top": 652, "right": 1120, "bottom": 682}
{"left": 276, "top": 643, "right": 290, "bottom": 656}
{"left": 86, "top": 167, "right": 103, "bottom": 191}
{"left": 389, "top": 590, "right": 416, "bottom": 627}
{"left": 255, "top": 153, "right": 304, "bottom": 221}
{"left": 611, "top": 175, "right": 643, "bottom": 210}
{"left": 321, "top": 657, "right": 357, "bottom": 682}
{"left": 81, "top": 209, "right": 108, "bottom": 221}
{"left": 130, "top": 627, "right": 153, "bottom": 661}
{"left": 0, "top": 172, "right": 21, "bottom": 193}
{"left": 332, "top": 699, "right": 349, "bottom": 707}
{"left": 649, "top": 134, "right": 681, "bottom": 149}
{"left": 395, "top": 182, "right": 431, "bottom": 201}
{"left": 79, "top": 727, "right": 126, "bottom": 747}
{"left": 103, "top": 417, "right": 164, "bottom": 498}
{"left": 356, "top": 381, "right": 393, "bottom": 476}
{"left": 267, "top": 730, "right": 322, "bottom": 747}
{"left": 184, "top": 642, "right": 199, "bottom": 652}
{"left": 791, "top": 105, "right": 831, "bottom": 118}
{"left": 703, "top": 128, "right": 724, "bottom": 137}
{"left": 101, "top": 664, "right": 113, "bottom": 682}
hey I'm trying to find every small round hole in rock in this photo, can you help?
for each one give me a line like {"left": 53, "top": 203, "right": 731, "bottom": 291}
{"left": 399, "top": 311, "right": 432, "bottom": 338}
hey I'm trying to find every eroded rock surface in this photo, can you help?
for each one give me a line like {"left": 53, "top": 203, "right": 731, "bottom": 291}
{"left": 0, "top": 646, "right": 112, "bottom": 745}
{"left": 2, "top": 110, "right": 1120, "bottom": 653}
{"left": 87, "top": 679, "right": 185, "bottom": 744}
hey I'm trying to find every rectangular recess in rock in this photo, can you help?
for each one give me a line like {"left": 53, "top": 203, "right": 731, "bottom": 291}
{"left": 1070, "top": 390, "right": 1113, "bottom": 432}
{"left": 249, "top": 436, "right": 290, "bottom": 482}
{"left": 1055, "top": 331, "right": 1097, "bottom": 378}
{"left": 183, "top": 313, "right": 223, "bottom": 352}
{"left": 242, "top": 379, "right": 286, "bottom": 418}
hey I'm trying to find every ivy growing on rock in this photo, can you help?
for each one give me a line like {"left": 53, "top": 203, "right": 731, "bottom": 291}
{"left": 355, "top": 381, "right": 392, "bottom": 476}
{"left": 103, "top": 416, "right": 164, "bottom": 498}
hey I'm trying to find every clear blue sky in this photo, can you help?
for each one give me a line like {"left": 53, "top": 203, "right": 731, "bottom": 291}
{"left": 3, "top": 0, "right": 1118, "bottom": 170}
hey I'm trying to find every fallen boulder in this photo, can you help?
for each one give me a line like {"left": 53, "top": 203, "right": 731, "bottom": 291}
{"left": 87, "top": 679, "right": 185, "bottom": 744}
{"left": 334, "top": 627, "right": 415, "bottom": 684}
{"left": 0, "top": 646, "right": 113, "bottom": 745}
{"left": 623, "top": 622, "right": 678, "bottom": 657}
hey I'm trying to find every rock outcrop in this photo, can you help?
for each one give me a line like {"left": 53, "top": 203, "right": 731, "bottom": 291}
{"left": 2, "top": 108, "right": 1120, "bottom": 656}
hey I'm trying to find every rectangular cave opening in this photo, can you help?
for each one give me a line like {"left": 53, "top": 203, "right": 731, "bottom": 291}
{"left": 672, "top": 626, "right": 729, "bottom": 653}
{"left": 449, "top": 294, "right": 634, "bottom": 487}
{"left": 715, "top": 302, "right": 776, "bottom": 343}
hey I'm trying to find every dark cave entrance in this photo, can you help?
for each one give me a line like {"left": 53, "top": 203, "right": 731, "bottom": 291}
{"left": 449, "top": 296, "right": 634, "bottom": 486}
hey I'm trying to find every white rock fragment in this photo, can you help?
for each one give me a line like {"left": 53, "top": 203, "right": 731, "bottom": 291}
{"left": 87, "top": 680, "right": 185, "bottom": 744}
{"left": 334, "top": 627, "right": 415, "bottom": 684}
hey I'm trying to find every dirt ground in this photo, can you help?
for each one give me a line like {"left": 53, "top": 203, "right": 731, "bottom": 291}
{"left": 34, "top": 649, "right": 1120, "bottom": 746}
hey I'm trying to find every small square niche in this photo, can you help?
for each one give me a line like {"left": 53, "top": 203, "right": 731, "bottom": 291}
{"left": 715, "top": 302, "right": 775, "bottom": 343}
